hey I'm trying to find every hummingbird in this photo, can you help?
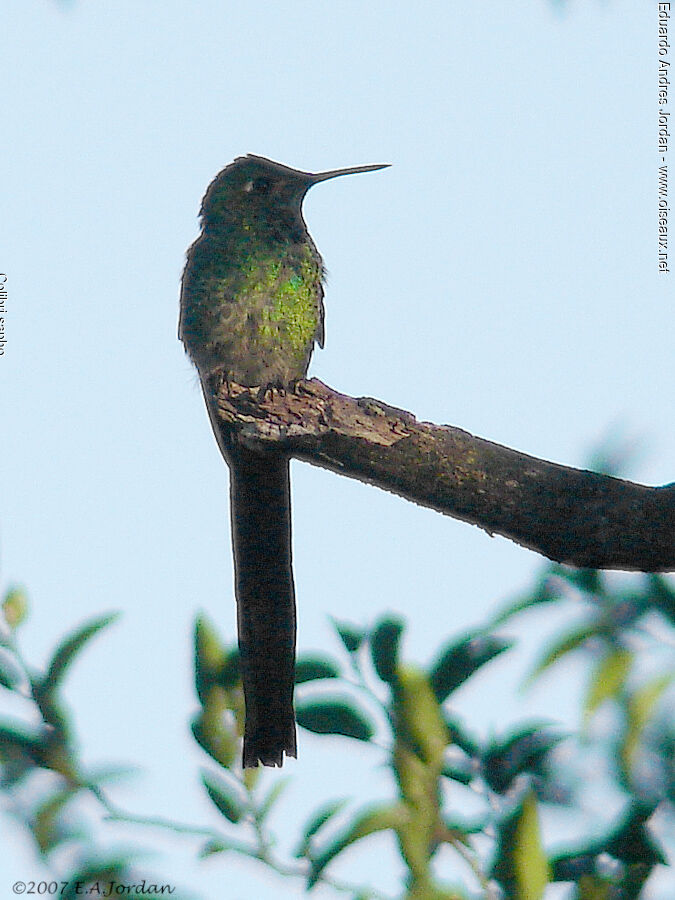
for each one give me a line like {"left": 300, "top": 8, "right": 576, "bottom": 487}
{"left": 180, "top": 154, "right": 389, "bottom": 767}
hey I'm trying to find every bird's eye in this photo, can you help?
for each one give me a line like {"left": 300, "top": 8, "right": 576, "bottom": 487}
{"left": 252, "top": 177, "right": 271, "bottom": 193}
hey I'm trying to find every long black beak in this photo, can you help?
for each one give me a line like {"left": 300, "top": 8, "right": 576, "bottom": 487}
{"left": 308, "top": 163, "right": 390, "bottom": 184}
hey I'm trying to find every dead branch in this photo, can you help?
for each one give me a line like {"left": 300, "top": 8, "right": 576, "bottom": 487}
{"left": 208, "top": 378, "right": 675, "bottom": 573}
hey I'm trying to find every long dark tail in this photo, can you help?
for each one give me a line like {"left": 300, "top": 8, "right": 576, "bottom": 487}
{"left": 229, "top": 447, "right": 296, "bottom": 766}
{"left": 199, "top": 381, "right": 297, "bottom": 767}
{"left": 228, "top": 443, "right": 297, "bottom": 767}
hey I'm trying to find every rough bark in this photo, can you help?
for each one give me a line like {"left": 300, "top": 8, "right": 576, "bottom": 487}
{"left": 208, "top": 378, "right": 675, "bottom": 573}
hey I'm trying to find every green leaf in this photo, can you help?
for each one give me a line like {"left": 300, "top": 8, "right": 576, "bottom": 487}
{"left": 33, "top": 790, "right": 79, "bottom": 855}
{"left": 219, "top": 648, "right": 241, "bottom": 690}
{"left": 394, "top": 665, "right": 448, "bottom": 767}
{"left": 524, "top": 623, "right": 600, "bottom": 687}
{"left": 483, "top": 725, "right": 564, "bottom": 794}
{"left": 442, "top": 811, "right": 489, "bottom": 836}
{"left": 257, "top": 776, "right": 290, "bottom": 822}
{"left": 295, "top": 798, "right": 348, "bottom": 857}
{"left": 491, "top": 787, "right": 550, "bottom": 899}
{"left": 575, "top": 877, "right": 616, "bottom": 899}
{"left": 42, "top": 613, "right": 119, "bottom": 694}
{"left": 0, "top": 720, "right": 43, "bottom": 783}
{"left": 308, "top": 803, "right": 407, "bottom": 887}
{"left": 441, "top": 756, "right": 475, "bottom": 785}
{"left": 491, "top": 575, "right": 563, "bottom": 626}
{"left": 191, "top": 703, "right": 238, "bottom": 769}
{"left": 370, "top": 615, "right": 404, "bottom": 684}
{"left": 622, "top": 673, "right": 674, "bottom": 772}
{"left": 332, "top": 618, "right": 365, "bottom": 654}
{"left": 60, "top": 859, "right": 133, "bottom": 900}
{"left": 429, "top": 632, "right": 512, "bottom": 702}
{"left": 0, "top": 653, "right": 21, "bottom": 690}
{"left": 296, "top": 698, "right": 374, "bottom": 742}
{"left": 551, "top": 805, "right": 666, "bottom": 897}
{"left": 647, "top": 574, "right": 675, "bottom": 625}
{"left": 514, "top": 795, "right": 551, "bottom": 900}
{"left": 604, "top": 803, "right": 666, "bottom": 866}
{"left": 563, "top": 567, "right": 605, "bottom": 598}
{"left": 29, "top": 673, "right": 71, "bottom": 739}
{"left": 2, "top": 587, "right": 29, "bottom": 629}
{"left": 37, "top": 728, "right": 78, "bottom": 780}
{"left": 198, "top": 840, "right": 230, "bottom": 858}
{"left": 201, "top": 770, "right": 245, "bottom": 823}
{"left": 549, "top": 850, "right": 598, "bottom": 883}
{"left": 444, "top": 716, "right": 481, "bottom": 757}
{"left": 583, "top": 647, "right": 632, "bottom": 724}
{"left": 295, "top": 655, "right": 341, "bottom": 683}
{"left": 81, "top": 763, "right": 138, "bottom": 785}
{"left": 194, "top": 614, "right": 227, "bottom": 702}
{"left": 0, "top": 721, "right": 43, "bottom": 757}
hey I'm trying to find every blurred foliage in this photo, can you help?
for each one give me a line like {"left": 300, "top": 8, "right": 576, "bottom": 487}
{"left": 2, "top": 564, "right": 672, "bottom": 899}
{"left": 0, "top": 588, "right": 194, "bottom": 899}
{"left": 192, "top": 563, "right": 674, "bottom": 899}
{"left": 1, "top": 454, "right": 673, "bottom": 900}
{"left": 1, "top": 567, "right": 672, "bottom": 899}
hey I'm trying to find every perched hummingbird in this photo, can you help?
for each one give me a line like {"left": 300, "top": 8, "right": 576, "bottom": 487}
{"left": 180, "top": 154, "right": 388, "bottom": 767}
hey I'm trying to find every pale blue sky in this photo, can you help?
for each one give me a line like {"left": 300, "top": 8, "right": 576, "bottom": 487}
{"left": 1, "top": 1, "right": 673, "bottom": 897}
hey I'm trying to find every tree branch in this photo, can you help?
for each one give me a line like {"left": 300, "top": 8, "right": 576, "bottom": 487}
{"left": 207, "top": 377, "right": 675, "bottom": 573}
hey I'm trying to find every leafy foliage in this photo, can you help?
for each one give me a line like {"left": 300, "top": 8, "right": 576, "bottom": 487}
{"left": 294, "top": 654, "right": 341, "bottom": 683}
{"left": 190, "top": 566, "right": 674, "bottom": 899}
{"left": 491, "top": 786, "right": 551, "bottom": 899}
{"left": 0, "top": 586, "right": 193, "bottom": 898}
{"left": 295, "top": 697, "right": 375, "bottom": 741}
{"left": 429, "top": 632, "right": 513, "bottom": 702}
{"left": 2, "top": 541, "right": 673, "bottom": 899}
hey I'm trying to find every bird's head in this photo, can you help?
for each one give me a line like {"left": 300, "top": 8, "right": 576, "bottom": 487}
{"left": 199, "top": 154, "right": 389, "bottom": 226}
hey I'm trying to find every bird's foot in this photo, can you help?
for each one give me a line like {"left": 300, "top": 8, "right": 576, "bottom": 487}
{"left": 257, "top": 380, "right": 287, "bottom": 402}
{"left": 291, "top": 378, "right": 314, "bottom": 396}
{"left": 209, "top": 368, "right": 233, "bottom": 398}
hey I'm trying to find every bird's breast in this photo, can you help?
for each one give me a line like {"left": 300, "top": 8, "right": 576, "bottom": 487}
{"left": 181, "top": 234, "right": 324, "bottom": 387}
